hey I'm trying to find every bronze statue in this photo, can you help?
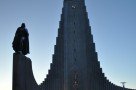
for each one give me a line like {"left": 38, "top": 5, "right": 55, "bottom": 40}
{"left": 12, "top": 23, "right": 29, "bottom": 55}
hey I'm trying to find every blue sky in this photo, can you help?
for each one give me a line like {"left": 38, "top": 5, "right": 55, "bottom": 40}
{"left": 0, "top": 0, "right": 136, "bottom": 90}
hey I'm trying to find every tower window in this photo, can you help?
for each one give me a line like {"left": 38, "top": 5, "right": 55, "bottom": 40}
{"left": 72, "top": 5, "right": 76, "bottom": 9}
{"left": 74, "top": 22, "right": 75, "bottom": 25}
{"left": 73, "top": 72, "right": 79, "bottom": 89}
{"left": 74, "top": 58, "right": 76, "bottom": 62}
{"left": 74, "top": 30, "right": 75, "bottom": 34}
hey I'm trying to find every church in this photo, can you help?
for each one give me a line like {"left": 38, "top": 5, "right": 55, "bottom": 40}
{"left": 12, "top": 0, "right": 134, "bottom": 90}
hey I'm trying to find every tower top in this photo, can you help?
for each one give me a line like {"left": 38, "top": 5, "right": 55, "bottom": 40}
{"left": 64, "top": 0, "right": 84, "bottom": 2}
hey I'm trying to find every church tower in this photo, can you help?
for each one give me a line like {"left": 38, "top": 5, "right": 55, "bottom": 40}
{"left": 39, "top": 0, "right": 133, "bottom": 90}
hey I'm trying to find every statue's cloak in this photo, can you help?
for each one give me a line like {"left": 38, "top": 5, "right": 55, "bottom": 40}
{"left": 12, "top": 27, "right": 29, "bottom": 55}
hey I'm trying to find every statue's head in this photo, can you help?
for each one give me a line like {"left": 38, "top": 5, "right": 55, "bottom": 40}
{"left": 21, "top": 23, "right": 25, "bottom": 28}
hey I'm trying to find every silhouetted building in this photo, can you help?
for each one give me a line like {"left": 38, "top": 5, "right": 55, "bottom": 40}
{"left": 12, "top": 0, "right": 134, "bottom": 90}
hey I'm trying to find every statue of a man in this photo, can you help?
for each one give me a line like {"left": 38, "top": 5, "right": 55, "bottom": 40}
{"left": 12, "top": 23, "right": 29, "bottom": 55}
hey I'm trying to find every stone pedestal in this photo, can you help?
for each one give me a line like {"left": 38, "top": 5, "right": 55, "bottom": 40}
{"left": 12, "top": 53, "right": 38, "bottom": 90}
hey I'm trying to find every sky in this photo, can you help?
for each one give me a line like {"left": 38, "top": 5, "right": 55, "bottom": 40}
{"left": 0, "top": 0, "right": 136, "bottom": 90}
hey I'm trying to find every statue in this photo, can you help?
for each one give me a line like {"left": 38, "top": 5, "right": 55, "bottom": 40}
{"left": 12, "top": 23, "right": 30, "bottom": 55}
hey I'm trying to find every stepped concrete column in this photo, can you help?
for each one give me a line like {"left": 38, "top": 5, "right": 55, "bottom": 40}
{"left": 12, "top": 53, "right": 26, "bottom": 90}
{"left": 12, "top": 53, "right": 38, "bottom": 90}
